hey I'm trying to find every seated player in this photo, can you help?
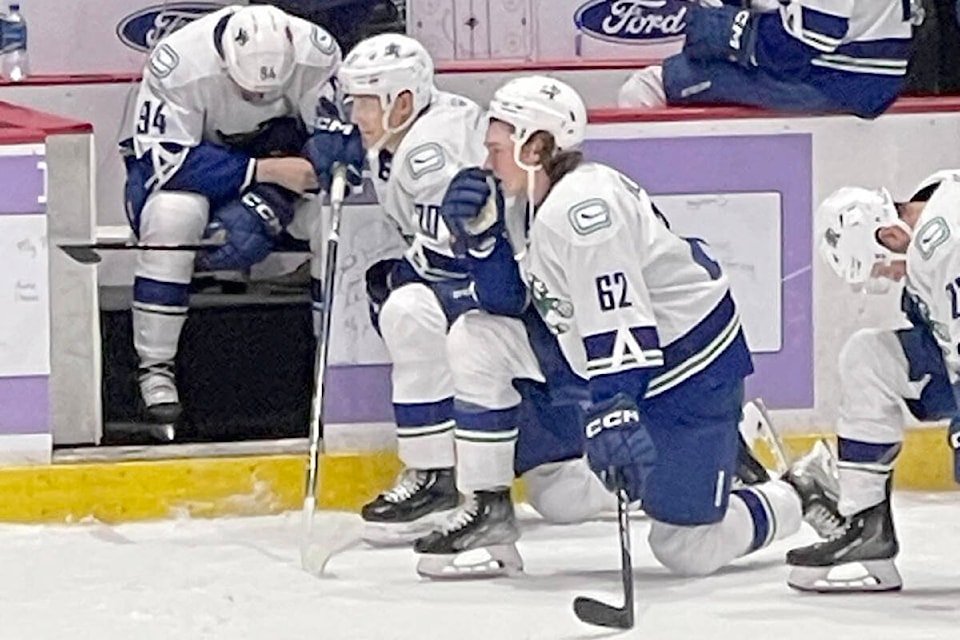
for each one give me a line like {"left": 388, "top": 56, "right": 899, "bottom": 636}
{"left": 619, "top": 0, "right": 914, "bottom": 119}
{"left": 121, "top": 4, "right": 341, "bottom": 427}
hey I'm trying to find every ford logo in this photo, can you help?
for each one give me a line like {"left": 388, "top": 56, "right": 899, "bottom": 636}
{"left": 574, "top": 0, "right": 687, "bottom": 44}
{"left": 117, "top": 3, "right": 224, "bottom": 53}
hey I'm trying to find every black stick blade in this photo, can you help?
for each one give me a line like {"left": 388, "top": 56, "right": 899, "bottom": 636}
{"left": 573, "top": 596, "right": 634, "bottom": 629}
{"left": 59, "top": 244, "right": 103, "bottom": 265}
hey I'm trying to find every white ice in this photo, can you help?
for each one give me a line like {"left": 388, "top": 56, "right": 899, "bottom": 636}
{"left": 2, "top": 493, "right": 958, "bottom": 640}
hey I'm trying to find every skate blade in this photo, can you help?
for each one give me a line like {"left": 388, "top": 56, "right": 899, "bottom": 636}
{"left": 416, "top": 544, "right": 524, "bottom": 580}
{"left": 301, "top": 511, "right": 363, "bottom": 576}
{"left": 361, "top": 509, "right": 456, "bottom": 547}
{"left": 741, "top": 399, "right": 789, "bottom": 474}
{"left": 788, "top": 559, "right": 902, "bottom": 593}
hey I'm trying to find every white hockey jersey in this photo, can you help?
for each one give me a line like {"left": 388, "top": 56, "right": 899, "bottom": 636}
{"left": 128, "top": 6, "right": 341, "bottom": 188}
{"left": 368, "top": 92, "right": 488, "bottom": 281}
{"left": 525, "top": 163, "right": 749, "bottom": 400}
{"left": 903, "top": 174, "right": 960, "bottom": 383}
{"left": 776, "top": 0, "right": 912, "bottom": 77}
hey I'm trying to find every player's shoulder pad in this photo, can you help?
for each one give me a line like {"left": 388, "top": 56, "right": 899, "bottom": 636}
{"left": 144, "top": 8, "right": 231, "bottom": 87}
{"left": 913, "top": 179, "right": 960, "bottom": 262}
{"left": 289, "top": 15, "right": 341, "bottom": 67}
{"left": 538, "top": 164, "right": 624, "bottom": 240}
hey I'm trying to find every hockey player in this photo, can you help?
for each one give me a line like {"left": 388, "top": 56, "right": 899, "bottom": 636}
{"left": 121, "top": 4, "right": 342, "bottom": 425}
{"left": 302, "top": 33, "right": 487, "bottom": 544}
{"left": 788, "top": 171, "right": 960, "bottom": 592}
{"left": 618, "top": 0, "right": 915, "bottom": 119}
{"left": 436, "top": 76, "right": 840, "bottom": 577}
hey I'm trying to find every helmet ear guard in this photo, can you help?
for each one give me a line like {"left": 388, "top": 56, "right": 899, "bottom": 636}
{"left": 221, "top": 6, "right": 296, "bottom": 97}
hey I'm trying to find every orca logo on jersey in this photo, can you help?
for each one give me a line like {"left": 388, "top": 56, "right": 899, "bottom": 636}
{"left": 574, "top": 0, "right": 687, "bottom": 45}
{"left": 117, "top": 3, "right": 224, "bottom": 53}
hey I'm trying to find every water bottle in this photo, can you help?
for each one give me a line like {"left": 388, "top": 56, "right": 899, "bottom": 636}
{"left": 0, "top": 3, "right": 29, "bottom": 82}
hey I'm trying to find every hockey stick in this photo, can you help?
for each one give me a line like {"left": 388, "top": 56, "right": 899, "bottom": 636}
{"left": 573, "top": 474, "right": 635, "bottom": 629}
{"left": 59, "top": 231, "right": 228, "bottom": 265}
{"left": 300, "top": 166, "right": 352, "bottom": 575}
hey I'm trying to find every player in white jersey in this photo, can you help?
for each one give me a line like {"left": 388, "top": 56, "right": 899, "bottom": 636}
{"left": 788, "top": 171, "right": 960, "bottom": 592}
{"left": 436, "top": 76, "right": 840, "bottom": 578}
{"left": 619, "top": 0, "right": 915, "bottom": 118}
{"left": 303, "top": 33, "right": 487, "bottom": 544}
{"left": 121, "top": 4, "right": 341, "bottom": 426}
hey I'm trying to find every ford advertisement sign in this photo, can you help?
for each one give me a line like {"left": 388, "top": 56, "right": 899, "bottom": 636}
{"left": 574, "top": 0, "right": 687, "bottom": 45}
{"left": 117, "top": 3, "right": 224, "bottom": 53}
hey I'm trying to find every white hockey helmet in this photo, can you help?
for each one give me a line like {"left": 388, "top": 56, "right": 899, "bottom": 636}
{"left": 221, "top": 6, "right": 296, "bottom": 96}
{"left": 908, "top": 169, "right": 960, "bottom": 201}
{"left": 817, "top": 186, "right": 906, "bottom": 289}
{"left": 339, "top": 34, "right": 435, "bottom": 127}
{"left": 488, "top": 76, "right": 588, "bottom": 157}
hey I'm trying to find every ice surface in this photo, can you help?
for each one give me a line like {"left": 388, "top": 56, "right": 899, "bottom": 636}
{"left": 1, "top": 494, "right": 958, "bottom": 640}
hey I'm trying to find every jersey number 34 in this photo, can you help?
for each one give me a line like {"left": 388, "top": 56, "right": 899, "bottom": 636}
{"left": 137, "top": 100, "right": 168, "bottom": 136}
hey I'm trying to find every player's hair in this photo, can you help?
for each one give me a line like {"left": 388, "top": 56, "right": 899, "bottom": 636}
{"left": 527, "top": 131, "right": 583, "bottom": 185}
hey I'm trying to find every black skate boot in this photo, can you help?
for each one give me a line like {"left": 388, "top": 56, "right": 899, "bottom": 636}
{"left": 786, "top": 491, "right": 901, "bottom": 593}
{"left": 783, "top": 440, "right": 844, "bottom": 537}
{"left": 414, "top": 488, "right": 523, "bottom": 579}
{"left": 360, "top": 467, "right": 458, "bottom": 546}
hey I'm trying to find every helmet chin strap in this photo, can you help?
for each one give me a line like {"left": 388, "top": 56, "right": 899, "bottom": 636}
{"left": 512, "top": 131, "right": 542, "bottom": 223}
{"left": 369, "top": 93, "right": 419, "bottom": 153}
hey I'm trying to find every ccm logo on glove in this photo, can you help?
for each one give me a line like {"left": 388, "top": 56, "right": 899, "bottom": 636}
{"left": 585, "top": 408, "right": 641, "bottom": 438}
{"left": 728, "top": 10, "right": 750, "bottom": 51}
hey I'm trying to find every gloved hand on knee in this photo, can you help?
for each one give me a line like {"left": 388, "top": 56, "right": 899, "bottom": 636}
{"left": 196, "top": 184, "right": 297, "bottom": 272}
{"left": 583, "top": 392, "right": 657, "bottom": 501}
{"left": 364, "top": 258, "right": 419, "bottom": 333}
{"left": 683, "top": 4, "right": 759, "bottom": 68}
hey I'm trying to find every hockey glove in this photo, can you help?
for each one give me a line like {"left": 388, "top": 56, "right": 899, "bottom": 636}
{"left": 302, "top": 117, "right": 365, "bottom": 192}
{"left": 439, "top": 167, "right": 505, "bottom": 257}
{"left": 683, "top": 4, "right": 759, "bottom": 68}
{"left": 583, "top": 392, "right": 657, "bottom": 501}
{"left": 196, "top": 184, "right": 296, "bottom": 272}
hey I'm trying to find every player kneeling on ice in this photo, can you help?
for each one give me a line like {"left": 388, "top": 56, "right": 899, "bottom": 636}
{"left": 433, "top": 76, "right": 840, "bottom": 578}
{"left": 788, "top": 171, "right": 960, "bottom": 592}
{"left": 302, "top": 34, "right": 490, "bottom": 545}
{"left": 120, "top": 4, "right": 342, "bottom": 428}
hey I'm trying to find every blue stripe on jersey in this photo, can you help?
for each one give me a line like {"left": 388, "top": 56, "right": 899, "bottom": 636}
{"left": 133, "top": 276, "right": 189, "bottom": 307}
{"left": 584, "top": 327, "right": 661, "bottom": 362}
{"left": 162, "top": 142, "right": 252, "bottom": 207}
{"left": 834, "top": 37, "right": 912, "bottom": 61}
{"left": 416, "top": 245, "right": 470, "bottom": 280}
{"left": 798, "top": 5, "right": 849, "bottom": 43}
{"left": 453, "top": 401, "right": 522, "bottom": 432}
{"left": 837, "top": 438, "right": 901, "bottom": 464}
{"left": 394, "top": 398, "right": 454, "bottom": 427}
{"left": 661, "top": 294, "right": 734, "bottom": 371}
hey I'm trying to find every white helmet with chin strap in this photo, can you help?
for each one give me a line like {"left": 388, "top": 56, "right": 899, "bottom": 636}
{"left": 908, "top": 169, "right": 960, "bottom": 201}
{"left": 221, "top": 6, "right": 295, "bottom": 98}
{"left": 339, "top": 34, "right": 435, "bottom": 147}
{"left": 487, "top": 76, "right": 587, "bottom": 209}
{"left": 817, "top": 186, "right": 910, "bottom": 292}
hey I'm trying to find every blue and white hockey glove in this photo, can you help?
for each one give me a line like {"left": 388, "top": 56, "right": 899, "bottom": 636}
{"left": 196, "top": 184, "right": 296, "bottom": 272}
{"left": 439, "top": 167, "right": 505, "bottom": 257}
{"left": 583, "top": 392, "right": 657, "bottom": 501}
{"left": 683, "top": 4, "right": 759, "bottom": 68}
{"left": 302, "top": 117, "right": 365, "bottom": 192}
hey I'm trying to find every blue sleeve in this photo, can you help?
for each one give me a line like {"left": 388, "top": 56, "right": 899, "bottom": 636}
{"left": 752, "top": 9, "right": 848, "bottom": 76}
{"left": 466, "top": 236, "right": 528, "bottom": 317}
{"left": 161, "top": 141, "right": 254, "bottom": 206}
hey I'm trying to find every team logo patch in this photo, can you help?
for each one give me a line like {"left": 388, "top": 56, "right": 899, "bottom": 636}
{"left": 310, "top": 26, "right": 337, "bottom": 55}
{"left": 916, "top": 216, "right": 950, "bottom": 260}
{"left": 574, "top": 0, "right": 688, "bottom": 45}
{"left": 117, "top": 3, "right": 224, "bottom": 53}
{"left": 568, "top": 198, "right": 612, "bottom": 235}
{"left": 407, "top": 143, "right": 445, "bottom": 179}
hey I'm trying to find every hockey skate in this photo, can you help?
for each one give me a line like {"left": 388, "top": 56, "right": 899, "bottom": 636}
{"left": 135, "top": 363, "right": 180, "bottom": 441}
{"left": 786, "top": 494, "right": 901, "bottom": 593}
{"left": 783, "top": 439, "right": 844, "bottom": 538}
{"left": 360, "top": 467, "right": 459, "bottom": 546}
{"left": 414, "top": 488, "right": 523, "bottom": 580}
